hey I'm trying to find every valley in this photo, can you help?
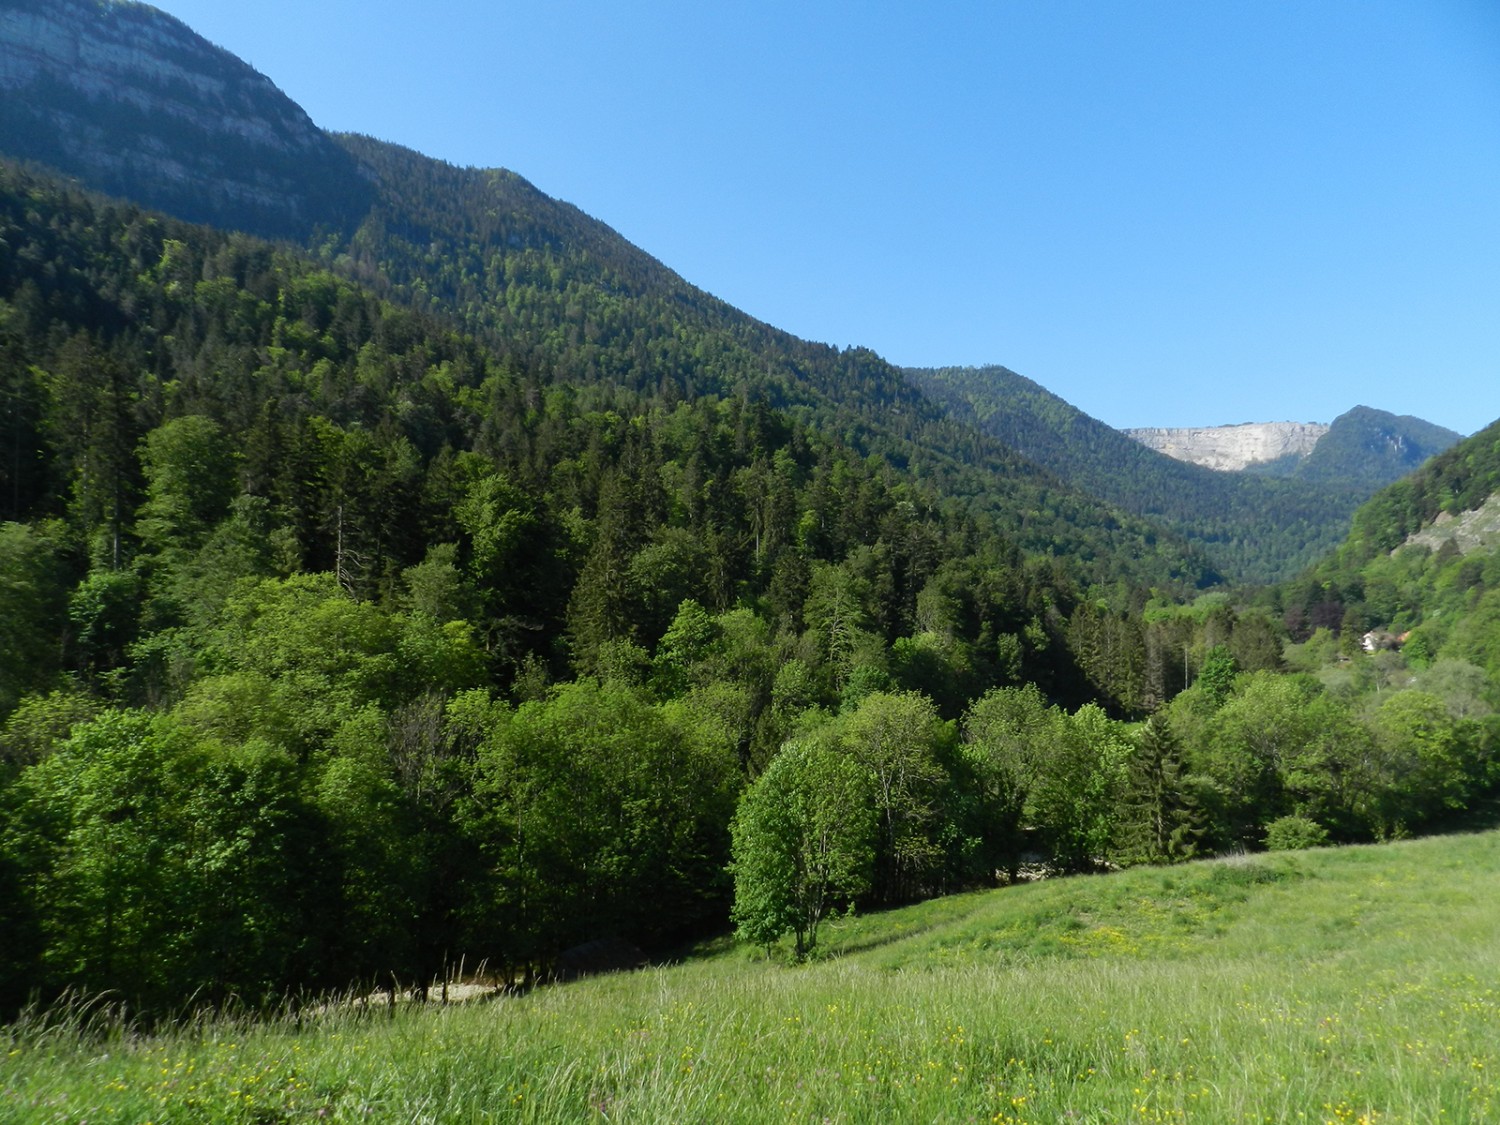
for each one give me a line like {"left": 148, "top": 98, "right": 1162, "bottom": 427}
{"left": 0, "top": 8, "right": 1498, "bottom": 1116}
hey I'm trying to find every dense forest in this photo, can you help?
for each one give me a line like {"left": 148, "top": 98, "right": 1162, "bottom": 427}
{"left": 318, "top": 136, "right": 1221, "bottom": 594}
{"left": 1, "top": 148, "right": 1498, "bottom": 1020}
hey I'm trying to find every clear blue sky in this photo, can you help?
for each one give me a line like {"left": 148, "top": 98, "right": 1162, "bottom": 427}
{"left": 156, "top": 0, "right": 1499, "bottom": 435}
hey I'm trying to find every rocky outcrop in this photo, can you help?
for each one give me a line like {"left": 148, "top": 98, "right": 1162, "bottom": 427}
{"left": 0, "top": 0, "right": 369, "bottom": 239}
{"left": 1402, "top": 493, "right": 1500, "bottom": 558}
{"left": 1124, "top": 421, "right": 1329, "bottom": 472}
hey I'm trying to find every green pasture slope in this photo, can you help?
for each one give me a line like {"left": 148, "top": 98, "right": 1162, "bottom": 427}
{"left": 6, "top": 832, "right": 1500, "bottom": 1124}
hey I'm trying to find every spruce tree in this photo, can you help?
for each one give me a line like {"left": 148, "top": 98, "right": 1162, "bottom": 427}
{"left": 1118, "top": 715, "right": 1206, "bottom": 865}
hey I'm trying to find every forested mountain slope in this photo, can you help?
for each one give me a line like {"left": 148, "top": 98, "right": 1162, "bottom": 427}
{"left": 0, "top": 2, "right": 1216, "bottom": 593}
{"left": 324, "top": 136, "right": 1215, "bottom": 589}
{"left": 1326, "top": 416, "right": 1500, "bottom": 575}
{"left": 0, "top": 159, "right": 1101, "bottom": 696}
{"left": 907, "top": 364, "right": 1457, "bottom": 584}
{"left": 0, "top": 153, "right": 1262, "bottom": 1020}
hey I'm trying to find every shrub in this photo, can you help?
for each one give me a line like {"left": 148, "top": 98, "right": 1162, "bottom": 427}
{"left": 1264, "top": 815, "right": 1329, "bottom": 851}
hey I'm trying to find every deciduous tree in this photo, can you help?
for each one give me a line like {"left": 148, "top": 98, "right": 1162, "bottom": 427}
{"left": 729, "top": 739, "right": 875, "bottom": 960}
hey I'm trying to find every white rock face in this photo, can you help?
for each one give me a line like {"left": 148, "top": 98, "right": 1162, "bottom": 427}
{"left": 1124, "top": 422, "right": 1330, "bottom": 472}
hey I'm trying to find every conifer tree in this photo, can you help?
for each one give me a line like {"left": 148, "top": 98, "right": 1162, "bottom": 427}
{"left": 1117, "top": 715, "right": 1206, "bottom": 865}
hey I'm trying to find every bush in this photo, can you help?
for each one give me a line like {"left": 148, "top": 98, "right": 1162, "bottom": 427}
{"left": 1264, "top": 815, "right": 1329, "bottom": 851}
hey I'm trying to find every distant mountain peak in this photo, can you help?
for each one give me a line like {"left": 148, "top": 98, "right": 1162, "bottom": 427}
{"left": 1124, "top": 421, "right": 1329, "bottom": 472}
{"left": 1124, "top": 406, "right": 1462, "bottom": 489}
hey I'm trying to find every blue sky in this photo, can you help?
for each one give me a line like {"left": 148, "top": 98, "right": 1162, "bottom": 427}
{"left": 157, "top": 1, "right": 1499, "bottom": 435}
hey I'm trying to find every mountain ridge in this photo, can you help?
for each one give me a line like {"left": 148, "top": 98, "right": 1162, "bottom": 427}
{"left": 1123, "top": 408, "right": 1461, "bottom": 489}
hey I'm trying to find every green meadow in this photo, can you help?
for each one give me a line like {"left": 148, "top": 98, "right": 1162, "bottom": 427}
{"left": 6, "top": 831, "right": 1499, "bottom": 1124}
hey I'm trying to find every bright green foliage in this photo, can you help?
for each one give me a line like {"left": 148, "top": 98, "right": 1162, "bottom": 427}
{"left": 1196, "top": 644, "right": 1239, "bottom": 706}
{"left": 199, "top": 574, "right": 484, "bottom": 751}
{"left": 961, "top": 683, "right": 1056, "bottom": 879}
{"left": 1029, "top": 703, "right": 1131, "bottom": 873}
{"left": 0, "top": 689, "right": 98, "bottom": 771}
{"left": 838, "top": 663, "right": 894, "bottom": 713}
{"left": 955, "top": 685, "right": 1130, "bottom": 875}
{"left": 1167, "top": 667, "right": 1494, "bottom": 844}
{"left": 729, "top": 740, "right": 876, "bottom": 960}
{"left": 1366, "top": 690, "right": 1476, "bottom": 833}
{"left": 1186, "top": 672, "right": 1367, "bottom": 843}
{"left": 831, "top": 691, "right": 951, "bottom": 902}
{"left": 8, "top": 710, "right": 316, "bottom": 1010}
{"left": 1446, "top": 588, "right": 1500, "bottom": 677}
{"left": 1264, "top": 814, "right": 1329, "bottom": 850}
{"left": 803, "top": 561, "right": 875, "bottom": 693}
{"left": 652, "top": 598, "right": 718, "bottom": 697}
{"left": 214, "top": 575, "right": 400, "bottom": 697}
{"left": 1415, "top": 658, "right": 1495, "bottom": 720}
{"left": 67, "top": 568, "right": 141, "bottom": 687}
{"left": 135, "top": 415, "right": 238, "bottom": 557}
{"left": 889, "top": 629, "right": 980, "bottom": 718}
{"left": 402, "top": 542, "right": 474, "bottom": 624}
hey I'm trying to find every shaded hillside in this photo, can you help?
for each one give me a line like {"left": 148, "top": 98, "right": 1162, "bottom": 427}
{"left": 906, "top": 364, "right": 1369, "bottom": 584}
{"left": 321, "top": 135, "right": 1216, "bottom": 590}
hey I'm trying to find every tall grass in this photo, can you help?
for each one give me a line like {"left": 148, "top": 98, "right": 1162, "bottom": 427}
{"left": 5, "top": 832, "right": 1499, "bottom": 1122}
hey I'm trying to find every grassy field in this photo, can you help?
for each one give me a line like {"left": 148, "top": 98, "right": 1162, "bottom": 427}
{"left": 5, "top": 831, "right": 1500, "bottom": 1123}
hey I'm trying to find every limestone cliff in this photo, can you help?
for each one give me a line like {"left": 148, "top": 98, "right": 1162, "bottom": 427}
{"left": 0, "top": 0, "right": 369, "bottom": 238}
{"left": 1124, "top": 421, "right": 1330, "bottom": 472}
